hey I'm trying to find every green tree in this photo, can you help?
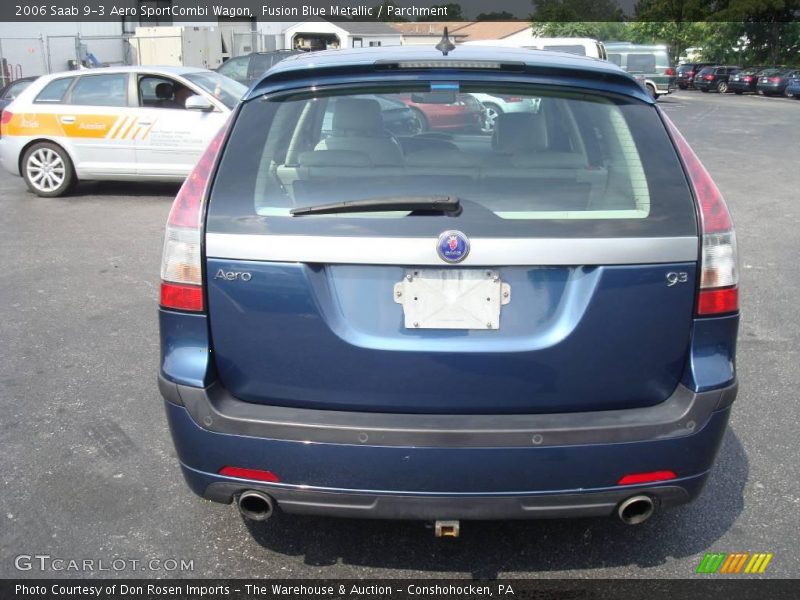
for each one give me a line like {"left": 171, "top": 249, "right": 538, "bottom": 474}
{"left": 537, "top": 21, "right": 629, "bottom": 40}
{"left": 626, "top": 21, "right": 708, "bottom": 63}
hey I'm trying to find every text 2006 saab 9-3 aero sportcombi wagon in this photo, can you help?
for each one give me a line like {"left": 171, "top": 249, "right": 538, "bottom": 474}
{"left": 157, "top": 42, "right": 739, "bottom": 535}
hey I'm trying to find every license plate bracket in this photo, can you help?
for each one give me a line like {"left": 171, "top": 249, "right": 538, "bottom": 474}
{"left": 393, "top": 269, "right": 511, "bottom": 330}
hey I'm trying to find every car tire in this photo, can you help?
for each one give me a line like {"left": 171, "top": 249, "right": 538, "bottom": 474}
{"left": 410, "top": 108, "right": 428, "bottom": 134}
{"left": 645, "top": 84, "right": 658, "bottom": 100}
{"left": 717, "top": 82, "right": 728, "bottom": 93}
{"left": 21, "top": 142, "right": 75, "bottom": 198}
{"left": 480, "top": 103, "right": 501, "bottom": 134}
{"left": 784, "top": 87, "right": 794, "bottom": 98}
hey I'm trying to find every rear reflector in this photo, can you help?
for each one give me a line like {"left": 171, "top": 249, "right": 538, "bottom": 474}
{"left": 662, "top": 112, "right": 739, "bottom": 316}
{"left": 219, "top": 466, "right": 280, "bottom": 483}
{"left": 618, "top": 470, "right": 677, "bottom": 485}
{"left": 0, "top": 110, "right": 13, "bottom": 125}
{"left": 698, "top": 287, "right": 739, "bottom": 315}
{"left": 160, "top": 282, "right": 204, "bottom": 312}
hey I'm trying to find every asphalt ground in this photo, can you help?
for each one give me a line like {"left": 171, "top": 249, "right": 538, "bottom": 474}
{"left": 1, "top": 90, "right": 798, "bottom": 580}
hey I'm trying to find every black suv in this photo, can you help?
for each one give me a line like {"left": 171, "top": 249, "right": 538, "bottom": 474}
{"left": 694, "top": 66, "right": 742, "bottom": 93}
{"left": 676, "top": 63, "right": 714, "bottom": 89}
{"left": 215, "top": 50, "right": 303, "bottom": 86}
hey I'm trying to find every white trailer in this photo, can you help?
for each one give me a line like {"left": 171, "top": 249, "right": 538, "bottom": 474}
{"left": 129, "top": 26, "right": 222, "bottom": 69}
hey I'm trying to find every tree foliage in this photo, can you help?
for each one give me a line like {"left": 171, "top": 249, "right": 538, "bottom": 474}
{"left": 528, "top": 0, "right": 800, "bottom": 66}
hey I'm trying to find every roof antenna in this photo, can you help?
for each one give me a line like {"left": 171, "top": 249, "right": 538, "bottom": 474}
{"left": 435, "top": 27, "right": 455, "bottom": 56}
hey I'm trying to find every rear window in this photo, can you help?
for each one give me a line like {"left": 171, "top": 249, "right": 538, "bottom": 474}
{"left": 542, "top": 45, "right": 586, "bottom": 56}
{"left": 627, "top": 54, "right": 657, "bottom": 73}
{"left": 34, "top": 77, "right": 73, "bottom": 103}
{"left": 70, "top": 73, "right": 128, "bottom": 106}
{"left": 208, "top": 83, "right": 696, "bottom": 239}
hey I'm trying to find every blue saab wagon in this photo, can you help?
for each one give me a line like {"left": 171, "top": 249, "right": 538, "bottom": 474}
{"left": 158, "top": 41, "right": 739, "bottom": 534}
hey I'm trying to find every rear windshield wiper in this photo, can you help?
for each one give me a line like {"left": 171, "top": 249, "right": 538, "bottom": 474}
{"left": 290, "top": 195, "right": 461, "bottom": 217}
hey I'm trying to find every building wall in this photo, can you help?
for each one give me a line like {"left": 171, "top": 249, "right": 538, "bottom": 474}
{"left": 501, "top": 28, "right": 538, "bottom": 45}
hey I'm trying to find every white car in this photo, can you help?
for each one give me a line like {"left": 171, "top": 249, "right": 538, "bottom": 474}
{"left": 0, "top": 66, "right": 246, "bottom": 197}
{"left": 469, "top": 93, "right": 539, "bottom": 133}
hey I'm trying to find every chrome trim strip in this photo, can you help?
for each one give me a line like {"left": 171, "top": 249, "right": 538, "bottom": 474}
{"left": 206, "top": 233, "right": 698, "bottom": 266}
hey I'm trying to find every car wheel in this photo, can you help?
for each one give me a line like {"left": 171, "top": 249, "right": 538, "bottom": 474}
{"left": 645, "top": 84, "right": 658, "bottom": 100}
{"left": 784, "top": 87, "right": 794, "bottom": 98}
{"left": 480, "top": 103, "right": 501, "bottom": 134}
{"left": 410, "top": 108, "right": 427, "bottom": 134}
{"left": 717, "top": 81, "right": 728, "bottom": 93}
{"left": 22, "top": 142, "right": 75, "bottom": 198}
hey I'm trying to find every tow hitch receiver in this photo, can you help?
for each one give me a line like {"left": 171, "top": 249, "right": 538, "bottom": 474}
{"left": 434, "top": 520, "right": 460, "bottom": 538}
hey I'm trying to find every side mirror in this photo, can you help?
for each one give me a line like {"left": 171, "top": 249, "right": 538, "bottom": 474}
{"left": 185, "top": 94, "right": 214, "bottom": 111}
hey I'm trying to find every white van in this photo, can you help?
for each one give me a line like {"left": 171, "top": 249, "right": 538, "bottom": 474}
{"left": 463, "top": 37, "right": 607, "bottom": 60}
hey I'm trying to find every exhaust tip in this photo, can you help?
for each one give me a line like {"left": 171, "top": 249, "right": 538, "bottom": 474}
{"left": 237, "top": 490, "right": 274, "bottom": 521}
{"left": 617, "top": 495, "right": 655, "bottom": 525}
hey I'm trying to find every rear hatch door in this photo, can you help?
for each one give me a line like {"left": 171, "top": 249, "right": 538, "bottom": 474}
{"left": 205, "top": 83, "right": 698, "bottom": 415}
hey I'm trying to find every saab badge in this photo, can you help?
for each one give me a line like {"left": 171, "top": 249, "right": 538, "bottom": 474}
{"left": 437, "top": 230, "right": 470, "bottom": 264}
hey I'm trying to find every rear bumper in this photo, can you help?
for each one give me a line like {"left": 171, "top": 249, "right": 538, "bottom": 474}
{"left": 161, "top": 375, "right": 735, "bottom": 520}
{"left": 194, "top": 470, "right": 705, "bottom": 520}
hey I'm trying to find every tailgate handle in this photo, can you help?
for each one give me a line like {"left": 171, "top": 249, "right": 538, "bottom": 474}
{"left": 59, "top": 116, "right": 76, "bottom": 124}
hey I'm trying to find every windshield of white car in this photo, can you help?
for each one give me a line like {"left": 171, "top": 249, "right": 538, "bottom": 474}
{"left": 184, "top": 72, "right": 246, "bottom": 109}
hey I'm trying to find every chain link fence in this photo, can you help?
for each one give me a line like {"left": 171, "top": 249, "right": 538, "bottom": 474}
{"left": 0, "top": 30, "right": 276, "bottom": 87}
{"left": 0, "top": 36, "right": 46, "bottom": 87}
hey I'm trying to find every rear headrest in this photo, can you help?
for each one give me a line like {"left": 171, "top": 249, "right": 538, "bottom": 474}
{"left": 492, "top": 112, "right": 548, "bottom": 153}
{"left": 155, "top": 82, "right": 173, "bottom": 100}
{"left": 332, "top": 98, "right": 384, "bottom": 135}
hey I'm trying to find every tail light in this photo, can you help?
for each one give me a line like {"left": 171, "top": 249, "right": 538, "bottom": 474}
{"left": 768, "top": 76, "right": 781, "bottom": 83}
{"left": 664, "top": 67, "right": 675, "bottom": 76}
{"left": 662, "top": 113, "right": 738, "bottom": 317}
{"left": 501, "top": 95, "right": 524, "bottom": 103}
{"left": 686, "top": 70, "right": 695, "bottom": 77}
{"left": 160, "top": 120, "right": 230, "bottom": 312}
{"left": 703, "top": 74, "right": 715, "bottom": 81}
{"left": 0, "top": 109, "right": 13, "bottom": 137}
{"left": 743, "top": 76, "right": 753, "bottom": 82}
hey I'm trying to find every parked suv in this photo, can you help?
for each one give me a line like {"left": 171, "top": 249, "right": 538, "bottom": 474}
{"left": 676, "top": 62, "right": 714, "bottom": 89}
{"left": 694, "top": 66, "right": 742, "bottom": 93}
{"left": 215, "top": 50, "right": 303, "bottom": 85}
{"left": 604, "top": 43, "right": 677, "bottom": 99}
{"left": 159, "top": 46, "right": 739, "bottom": 532}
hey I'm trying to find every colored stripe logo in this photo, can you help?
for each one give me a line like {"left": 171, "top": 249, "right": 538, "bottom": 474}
{"left": 697, "top": 552, "right": 773, "bottom": 574}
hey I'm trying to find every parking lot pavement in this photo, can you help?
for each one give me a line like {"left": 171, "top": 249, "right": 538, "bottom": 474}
{"left": 0, "top": 90, "right": 798, "bottom": 580}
